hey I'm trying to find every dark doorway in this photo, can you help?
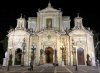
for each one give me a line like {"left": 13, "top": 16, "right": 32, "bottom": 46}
{"left": 77, "top": 48, "right": 85, "bottom": 65}
{"left": 45, "top": 47, "right": 53, "bottom": 63}
{"left": 15, "top": 49, "right": 22, "bottom": 65}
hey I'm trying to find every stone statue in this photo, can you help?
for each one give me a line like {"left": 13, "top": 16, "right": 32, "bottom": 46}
{"left": 40, "top": 49, "right": 43, "bottom": 55}
{"left": 86, "top": 54, "right": 91, "bottom": 66}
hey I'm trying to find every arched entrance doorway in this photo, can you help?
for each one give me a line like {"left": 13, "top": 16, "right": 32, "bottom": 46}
{"left": 77, "top": 48, "right": 85, "bottom": 65}
{"left": 15, "top": 48, "right": 22, "bottom": 65}
{"left": 45, "top": 47, "right": 53, "bottom": 63}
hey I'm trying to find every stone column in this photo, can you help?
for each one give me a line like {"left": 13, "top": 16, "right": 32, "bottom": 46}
{"left": 21, "top": 52, "right": 24, "bottom": 66}
{"left": 54, "top": 49, "right": 58, "bottom": 65}
{"left": 72, "top": 48, "right": 76, "bottom": 65}
{"left": 53, "top": 49, "right": 55, "bottom": 63}
{"left": 64, "top": 48, "right": 66, "bottom": 65}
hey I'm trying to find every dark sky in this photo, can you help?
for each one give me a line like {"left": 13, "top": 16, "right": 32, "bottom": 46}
{"left": 0, "top": 0, "right": 100, "bottom": 41}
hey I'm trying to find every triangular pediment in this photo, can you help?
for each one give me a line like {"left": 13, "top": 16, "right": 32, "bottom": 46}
{"left": 40, "top": 7, "right": 59, "bottom": 13}
{"left": 36, "top": 30, "right": 62, "bottom": 37}
{"left": 39, "top": 2, "right": 60, "bottom": 13}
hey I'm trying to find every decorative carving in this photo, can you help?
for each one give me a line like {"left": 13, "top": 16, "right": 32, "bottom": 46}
{"left": 47, "top": 35, "right": 51, "bottom": 39}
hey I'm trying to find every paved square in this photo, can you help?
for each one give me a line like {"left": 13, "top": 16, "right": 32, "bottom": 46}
{"left": 0, "top": 65, "right": 100, "bottom": 73}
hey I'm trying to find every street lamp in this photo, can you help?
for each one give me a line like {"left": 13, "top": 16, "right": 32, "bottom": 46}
{"left": 54, "top": 49, "right": 58, "bottom": 66}
{"left": 7, "top": 52, "right": 10, "bottom": 71}
{"left": 21, "top": 38, "right": 26, "bottom": 66}
{"left": 7, "top": 49, "right": 12, "bottom": 71}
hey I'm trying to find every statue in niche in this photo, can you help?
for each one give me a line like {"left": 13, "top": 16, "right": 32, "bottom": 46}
{"left": 46, "top": 19, "right": 52, "bottom": 28}
{"left": 40, "top": 49, "right": 43, "bottom": 55}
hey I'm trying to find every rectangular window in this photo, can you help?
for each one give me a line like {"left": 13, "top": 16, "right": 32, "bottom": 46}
{"left": 46, "top": 18, "right": 52, "bottom": 28}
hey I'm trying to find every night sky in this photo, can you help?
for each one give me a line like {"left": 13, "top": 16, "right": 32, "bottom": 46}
{"left": 0, "top": 0, "right": 100, "bottom": 41}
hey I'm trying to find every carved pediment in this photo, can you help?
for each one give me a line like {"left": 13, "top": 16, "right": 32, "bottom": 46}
{"left": 39, "top": 2, "right": 59, "bottom": 13}
{"left": 37, "top": 30, "right": 61, "bottom": 37}
{"left": 40, "top": 7, "right": 59, "bottom": 13}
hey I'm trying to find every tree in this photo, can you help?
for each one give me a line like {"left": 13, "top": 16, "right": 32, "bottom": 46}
{"left": 93, "top": 29, "right": 100, "bottom": 60}
{"left": 0, "top": 37, "right": 8, "bottom": 64}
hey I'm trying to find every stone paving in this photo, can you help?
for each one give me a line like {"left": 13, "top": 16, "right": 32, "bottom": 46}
{"left": 0, "top": 65, "right": 100, "bottom": 73}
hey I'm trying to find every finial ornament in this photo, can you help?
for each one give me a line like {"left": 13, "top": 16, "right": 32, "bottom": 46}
{"left": 48, "top": 0, "right": 51, "bottom": 7}
{"left": 38, "top": 8, "right": 40, "bottom": 12}
{"left": 77, "top": 13, "right": 80, "bottom": 18}
{"left": 59, "top": 8, "right": 61, "bottom": 11}
{"left": 20, "top": 13, "right": 23, "bottom": 18}
{"left": 23, "top": 15, "right": 25, "bottom": 18}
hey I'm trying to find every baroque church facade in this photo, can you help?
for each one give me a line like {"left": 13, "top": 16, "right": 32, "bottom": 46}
{"left": 6, "top": 2, "right": 96, "bottom": 66}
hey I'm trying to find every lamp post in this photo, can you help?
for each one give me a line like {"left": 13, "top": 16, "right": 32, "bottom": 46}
{"left": 54, "top": 49, "right": 58, "bottom": 66}
{"left": 21, "top": 38, "right": 26, "bottom": 66}
{"left": 7, "top": 52, "right": 10, "bottom": 71}
{"left": 7, "top": 49, "right": 12, "bottom": 71}
{"left": 60, "top": 44, "right": 65, "bottom": 66}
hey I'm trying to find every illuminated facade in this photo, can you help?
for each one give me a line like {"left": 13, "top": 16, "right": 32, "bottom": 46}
{"left": 6, "top": 2, "right": 96, "bottom": 66}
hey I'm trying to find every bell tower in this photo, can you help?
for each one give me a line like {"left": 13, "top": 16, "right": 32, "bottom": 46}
{"left": 73, "top": 13, "right": 85, "bottom": 30}
{"left": 15, "top": 14, "right": 26, "bottom": 30}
